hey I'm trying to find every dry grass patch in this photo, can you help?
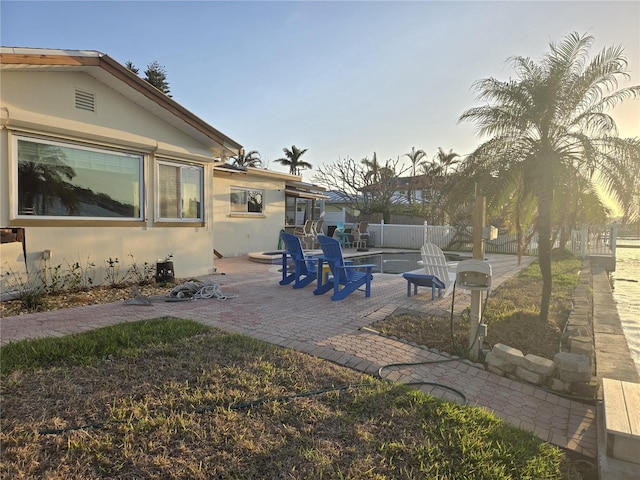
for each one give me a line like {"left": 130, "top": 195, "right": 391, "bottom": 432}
{"left": 1, "top": 318, "right": 582, "bottom": 479}
{"left": 372, "top": 249, "right": 582, "bottom": 360}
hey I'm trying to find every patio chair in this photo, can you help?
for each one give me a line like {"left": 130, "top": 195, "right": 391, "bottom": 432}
{"left": 279, "top": 232, "right": 318, "bottom": 289}
{"left": 313, "top": 219, "right": 324, "bottom": 236}
{"left": 353, "top": 221, "right": 369, "bottom": 249}
{"left": 313, "top": 235, "right": 375, "bottom": 301}
{"left": 312, "top": 219, "right": 324, "bottom": 248}
{"left": 419, "top": 242, "right": 456, "bottom": 297}
{"left": 333, "top": 221, "right": 352, "bottom": 248}
{"left": 294, "top": 220, "right": 314, "bottom": 249}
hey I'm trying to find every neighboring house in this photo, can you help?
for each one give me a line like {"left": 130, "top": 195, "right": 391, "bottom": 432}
{"left": 361, "top": 175, "right": 443, "bottom": 205}
{"left": 323, "top": 190, "right": 359, "bottom": 227}
{"left": 0, "top": 47, "right": 242, "bottom": 284}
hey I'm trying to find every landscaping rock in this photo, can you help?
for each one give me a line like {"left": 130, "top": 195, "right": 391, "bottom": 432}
{"left": 569, "top": 336, "right": 593, "bottom": 357}
{"left": 487, "top": 364, "right": 505, "bottom": 376}
{"left": 490, "top": 343, "right": 524, "bottom": 366}
{"left": 554, "top": 352, "right": 592, "bottom": 383}
{"left": 485, "top": 350, "right": 517, "bottom": 373}
{"left": 571, "top": 379, "right": 599, "bottom": 398}
{"left": 516, "top": 366, "right": 546, "bottom": 386}
{"left": 547, "top": 377, "right": 570, "bottom": 393}
{"left": 562, "top": 325, "right": 590, "bottom": 340}
{"left": 553, "top": 351, "right": 591, "bottom": 371}
{"left": 522, "top": 354, "right": 556, "bottom": 376}
{"left": 558, "top": 368, "right": 592, "bottom": 383}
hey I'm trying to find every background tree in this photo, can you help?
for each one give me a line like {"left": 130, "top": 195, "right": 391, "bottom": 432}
{"left": 418, "top": 148, "right": 462, "bottom": 225}
{"left": 144, "top": 61, "right": 171, "bottom": 96}
{"left": 360, "top": 152, "right": 383, "bottom": 182}
{"left": 405, "top": 147, "right": 428, "bottom": 177}
{"left": 360, "top": 152, "right": 395, "bottom": 183}
{"left": 230, "top": 150, "right": 262, "bottom": 168}
{"left": 275, "top": 145, "right": 312, "bottom": 175}
{"left": 459, "top": 32, "right": 640, "bottom": 321}
{"left": 313, "top": 155, "right": 408, "bottom": 223}
{"left": 433, "top": 147, "right": 460, "bottom": 176}
{"left": 125, "top": 60, "right": 171, "bottom": 96}
{"left": 124, "top": 61, "right": 139, "bottom": 74}
{"left": 403, "top": 147, "right": 427, "bottom": 204}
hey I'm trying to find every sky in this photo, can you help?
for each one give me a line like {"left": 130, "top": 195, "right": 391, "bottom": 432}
{"left": 1, "top": 0, "right": 639, "bottom": 184}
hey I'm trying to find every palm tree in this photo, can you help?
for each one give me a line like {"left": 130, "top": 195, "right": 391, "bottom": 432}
{"left": 403, "top": 147, "right": 427, "bottom": 204}
{"left": 459, "top": 32, "right": 640, "bottom": 321}
{"left": 361, "top": 152, "right": 382, "bottom": 183}
{"left": 18, "top": 141, "right": 78, "bottom": 215}
{"left": 434, "top": 147, "right": 460, "bottom": 176}
{"left": 230, "top": 150, "right": 262, "bottom": 168}
{"left": 404, "top": 147, "right": 427, "bottom": 177}
{"left": 275, "top": 145, "right": 312, "bottom": 175}
{"left": 361, "top": 152, "right": 395, "bottom": 183}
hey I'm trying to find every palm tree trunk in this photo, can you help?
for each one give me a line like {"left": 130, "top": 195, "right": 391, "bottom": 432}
{"left": 537, "top": 187, "right": 553, "bottom": 322}
{"left": 516, "top": 222, "right": 523, "bottom": 266}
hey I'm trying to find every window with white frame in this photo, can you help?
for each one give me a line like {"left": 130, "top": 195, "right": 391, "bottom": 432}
{"left": 157, "top": 161, "right": 203, "bottom": 221}
{"left": 230, "top": 187, "right": 263, "bottom": 214}
{"left": 15, "top": 136, "right": 143, "bottom": 219}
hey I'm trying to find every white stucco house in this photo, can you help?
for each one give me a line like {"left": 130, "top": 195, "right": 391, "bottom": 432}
{"left": 212, "top": 163, "right": 328, "bottom": 257}
{"left": 0, "top": 47, "right": 330, "bottom": 288}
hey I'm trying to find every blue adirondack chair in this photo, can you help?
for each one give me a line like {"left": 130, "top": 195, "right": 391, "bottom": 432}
{"left": 313, "top": 235, "right": 375, "bottom": 301}
{"left": 279, "top": 232, "right": 318, "bottom": 289}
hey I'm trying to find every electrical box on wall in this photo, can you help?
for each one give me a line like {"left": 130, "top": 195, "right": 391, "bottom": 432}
{"left": 456, "top": 260, "right": 492, "bottom": 291}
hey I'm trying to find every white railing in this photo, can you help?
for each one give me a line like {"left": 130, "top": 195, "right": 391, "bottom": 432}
{"left": 363, "top": 221, "right": 617, "bottom": 258}
{"left": 570, "top": 225, "right": 617, "bottom": 258}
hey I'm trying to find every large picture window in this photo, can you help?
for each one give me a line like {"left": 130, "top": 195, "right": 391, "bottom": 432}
{"left": 230, "top": 187, "right": 264, "bottom": 214}
{"left": 16, "top": 136, "right": 143, "bottom": 219}
{"left": 157, "top": 161, "right": 203, "bottom": 221}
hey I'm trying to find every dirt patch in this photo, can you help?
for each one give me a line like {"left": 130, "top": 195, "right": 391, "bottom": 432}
{"left": 1, "top": 282, "right": 180, "bottom": 317}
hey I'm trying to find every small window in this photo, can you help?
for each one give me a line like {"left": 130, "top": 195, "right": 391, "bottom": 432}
{"left": 230, "top": 187, "right": 263, "bottom": 214}
{"left": 157, "top": 160, "right": 203, "bottom": 221}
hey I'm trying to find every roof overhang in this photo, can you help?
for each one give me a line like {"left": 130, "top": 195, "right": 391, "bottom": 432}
{"left": 213, "top": 164, "right": 248, "bottom": 176}
{"left": 0, "top": 47, "right": 242, "bottom": 159}
{"left": 285, "top": 180, "right": 329, "bottom": 200}
{"left": 285, "top": 188, "right": 330, "bottom": 200}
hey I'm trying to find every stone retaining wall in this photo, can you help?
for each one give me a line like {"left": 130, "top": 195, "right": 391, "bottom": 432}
{"left": 485, "top": 262, "right": 598, "bottom": 397}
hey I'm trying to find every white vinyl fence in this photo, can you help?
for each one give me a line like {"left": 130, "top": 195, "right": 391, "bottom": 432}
{"left": 363, "top": 221, "right": 617, "bottom": 258}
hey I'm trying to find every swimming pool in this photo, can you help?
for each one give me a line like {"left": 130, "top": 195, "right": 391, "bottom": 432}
{"left": 249, "top": 249, "right": 467, "bottom": 273}
{"left": 347, "top": 252, "right": 422, "bottom": 274}
{"left": 348, "top": 251, "right": 466, "bottom": 274}
{"left": 346, "top": 252, "right": 471, "bottom": 274}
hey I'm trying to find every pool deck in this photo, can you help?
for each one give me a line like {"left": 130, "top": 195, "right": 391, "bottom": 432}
{"left": 0, "top": 252, "right": 598, "bottom": 459}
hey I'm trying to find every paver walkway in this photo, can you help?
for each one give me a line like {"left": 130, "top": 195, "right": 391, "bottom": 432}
{"left": 0, "top": 253, "right": 597, "bottom": 458}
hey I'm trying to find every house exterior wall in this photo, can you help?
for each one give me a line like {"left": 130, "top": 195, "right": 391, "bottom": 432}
{"left": 1, "top": 71, "right": 214, "bottom": 158}
{"left": 1, "top": 69, "right": 220, "bottom": 285}
{"left": 212, "top": 172, "right": 286, "bottom": 256}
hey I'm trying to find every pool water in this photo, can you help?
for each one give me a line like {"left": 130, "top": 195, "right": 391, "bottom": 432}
{"left": 350, "top": 253, "right": 421, "bottom": 274}
{"left": 348, "top": 251, "right": 471, "bottom": 274}
{"left": 346, "top": 252, "right": 422, "bottom": 274}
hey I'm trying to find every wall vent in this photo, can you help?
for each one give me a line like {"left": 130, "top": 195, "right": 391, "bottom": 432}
{"left": 75, "top": 89, "right": 96, "bottom": 112}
